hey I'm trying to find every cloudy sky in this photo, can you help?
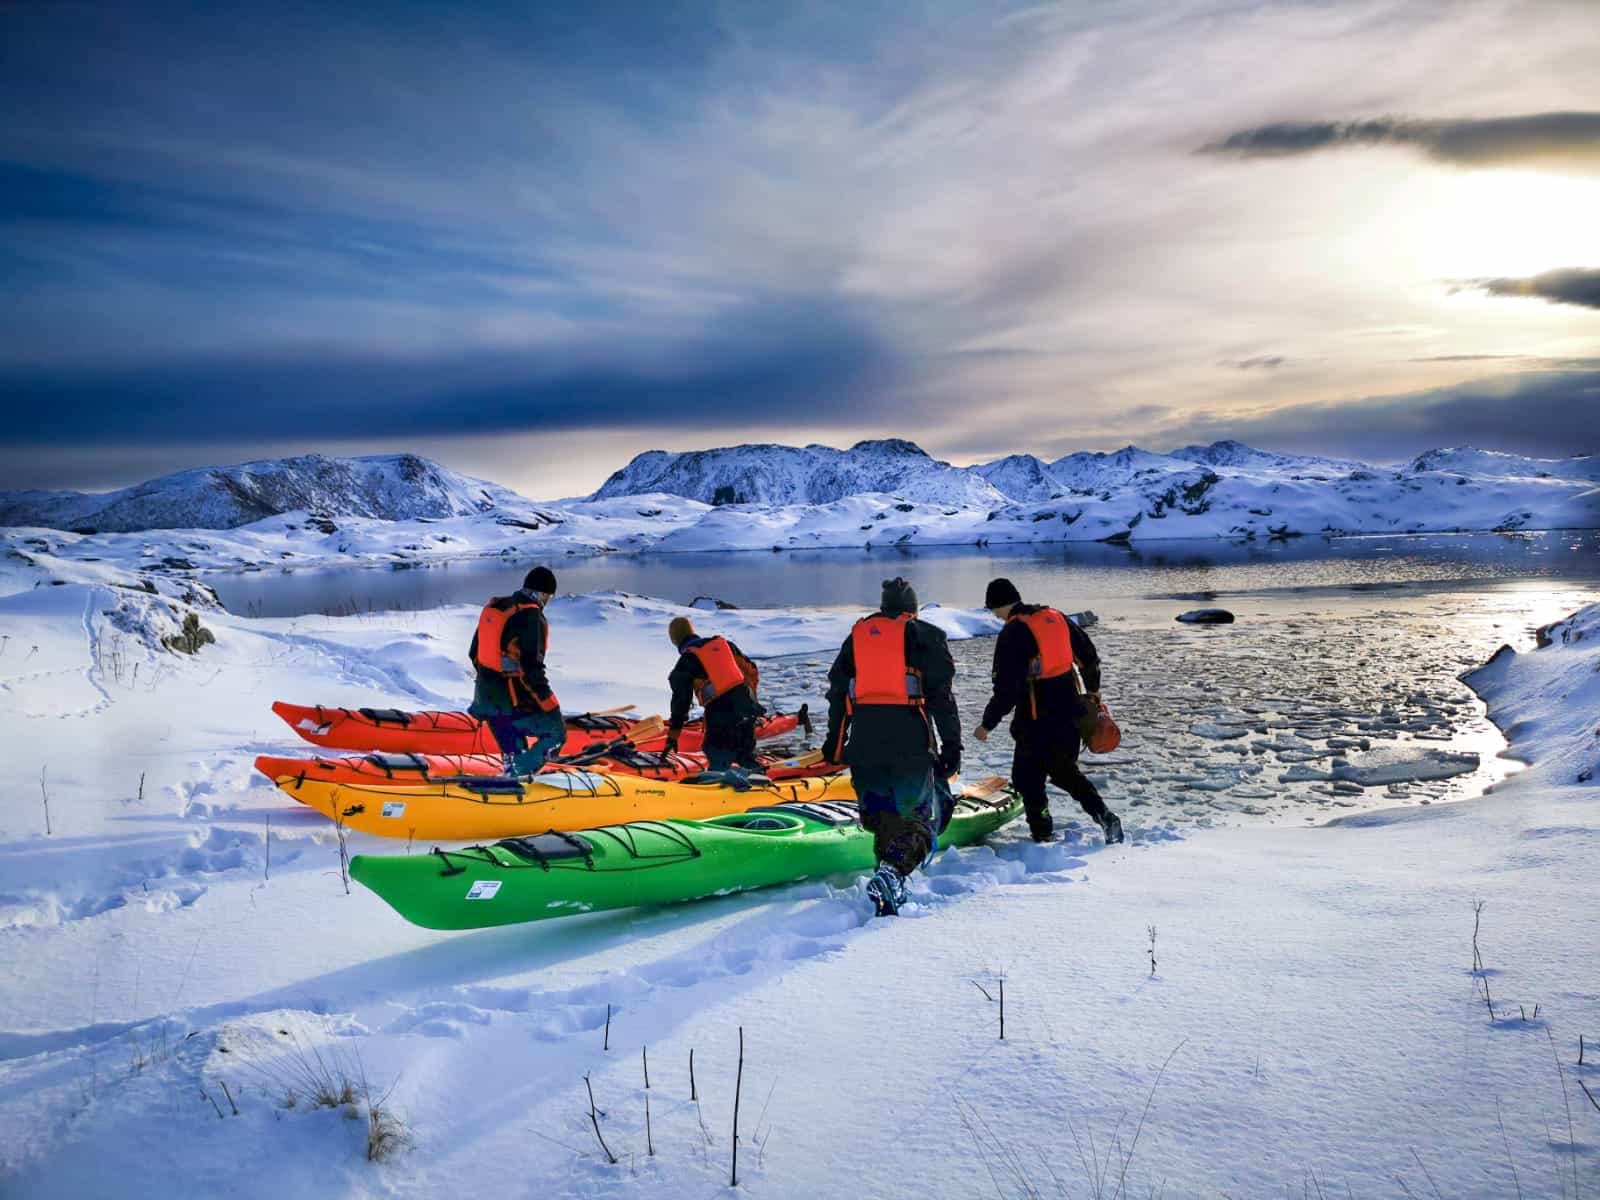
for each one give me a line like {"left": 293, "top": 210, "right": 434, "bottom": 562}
{"left": 3, "top": 0, "right": 1597, "bottom": 498}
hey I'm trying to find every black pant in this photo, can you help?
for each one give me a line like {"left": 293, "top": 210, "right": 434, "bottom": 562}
{"left": 1013, "top": 727, "right": 1107, "bottom": 829}
{"left": 702, "top": 714, "right": 759, "bottom": 772}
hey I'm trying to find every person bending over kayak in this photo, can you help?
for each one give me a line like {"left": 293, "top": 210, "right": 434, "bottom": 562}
{"left": 664, "top": 616, "right": 763, "bottom": 771}
{"left": 823, "top": 577, "right": 962, "bottom": 917}
{"left": 974, "top": 578, "right": 1122, "bottom": 845}
{"left": 467, "top": 566, "right": 564, "bottom": 775}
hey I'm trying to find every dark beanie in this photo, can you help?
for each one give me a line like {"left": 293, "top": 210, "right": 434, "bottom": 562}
{"left": 524, "top": 565, "right": 558, "bottom": 594}
{"left": 984, "top": 577, "right": 1022, "bottom": 609}
{"left": 881, "top": 577, "right": 918, "bottom": 616}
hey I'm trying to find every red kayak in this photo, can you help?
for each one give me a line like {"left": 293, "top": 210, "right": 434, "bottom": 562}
{"left": 254, "top": 744, "right": 837, "bottom": 789}
{"left": 269, "top": 701, "right": 806, "bottom": 756}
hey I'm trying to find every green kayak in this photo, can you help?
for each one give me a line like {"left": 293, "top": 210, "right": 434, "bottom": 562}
{"left": 349, "top": 783, "right": 1023, "bottom": 930}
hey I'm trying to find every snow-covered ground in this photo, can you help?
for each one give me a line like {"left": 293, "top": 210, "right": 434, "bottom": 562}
{"left": 1, "top": 551, "right": 1597, "bottom": 1196}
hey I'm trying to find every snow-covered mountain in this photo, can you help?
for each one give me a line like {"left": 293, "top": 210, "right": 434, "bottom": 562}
{"left": 592, "top": 439, "right": 1004, "bottom": 507}
{"left": 971, "top": 454, "right": 1068, "bottom": 503}
{"left": 1168, "top": 439, "right": 1365, "bottom": 476}
{"left": 1408, "top": 446, "right": 1600, "bottom": 482}
{"left": 0, "top": 454, "right": 539, "bottom": 533}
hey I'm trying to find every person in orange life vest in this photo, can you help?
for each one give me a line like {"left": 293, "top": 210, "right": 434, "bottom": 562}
{"left": 466, "top": 565, "right": 564, "bottom": 775}
{"left": 664, "top": 616, "right": 763, "bottom": 771}
{"left": 823, "top": 577, "right": 962, "bottom": 916}
{"left": 974, "top": 577, "right": 1123, "bottom": 845}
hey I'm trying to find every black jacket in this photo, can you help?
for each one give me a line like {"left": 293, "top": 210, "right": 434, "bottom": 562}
{"left": 668, "top": 636, "right": 762, "bottom": 731}
{"left": 824, "top": 614, "right": 961, "bottom": 771}
{"left": 979, "top": 606, "right": 1101, "bottom": 739}
{"left": 467, "top": 590, "right": 555, "bottom": 717}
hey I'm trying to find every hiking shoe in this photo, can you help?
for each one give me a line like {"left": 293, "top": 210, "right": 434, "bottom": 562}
{"left": 1097, "top": 811, "right": 1125, "bottom": 845}
{"left": 866, "top": 864, "right": 907, "bottom": 917}
{"left": 1027, "top": 813, "right": 1054, "bottom": 843}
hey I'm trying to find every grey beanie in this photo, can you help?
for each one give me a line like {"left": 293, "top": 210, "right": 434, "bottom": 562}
{"left": 880, "top": 577, "right": 918, "bottom": 616}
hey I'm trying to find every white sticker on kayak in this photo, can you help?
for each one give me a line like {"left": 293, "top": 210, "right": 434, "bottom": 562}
{"left": 465, "top": 880, "right": 502, "bottom": 901}
{"left": 380, "top": 801, "right": 406, "bottom": 818}
{"left": 297, "top": 718, "right": 333, "bottom": 735}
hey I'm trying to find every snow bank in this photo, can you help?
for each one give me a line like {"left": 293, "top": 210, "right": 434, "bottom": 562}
{"left": 1464, "top": 601, "right": 1600, "bottom": 787}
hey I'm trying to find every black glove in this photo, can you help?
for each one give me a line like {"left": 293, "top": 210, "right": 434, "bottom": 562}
{"left": 663, "top": 730, "right": 679, "bottom": 756}
{"left": 936, "top": 745, "right": 962, "bottom": 779}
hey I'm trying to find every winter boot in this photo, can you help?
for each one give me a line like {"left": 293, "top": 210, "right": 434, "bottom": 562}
{"left": 1096, "top": 811, "right": 1124, "bottom": 845}
{"left": 1026, "top": 810, "right": 1054, "bottom": 843}
{"left": 866, "top": 863, "right": 908, "bottom": 917}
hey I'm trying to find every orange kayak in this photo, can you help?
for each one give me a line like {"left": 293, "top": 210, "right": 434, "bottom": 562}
{"left": 254, "top": 745, "right": 839, "bottom": 789}
{"left": 270, "top": 701, "right": 806, "bottom": 756}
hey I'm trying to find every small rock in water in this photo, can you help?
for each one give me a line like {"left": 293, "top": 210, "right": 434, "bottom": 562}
{"left": 690, "top": 595, "right": 739, "bottom": 610}
{"left": 1177, "top": 608, "right": 1235, "bottom": 625}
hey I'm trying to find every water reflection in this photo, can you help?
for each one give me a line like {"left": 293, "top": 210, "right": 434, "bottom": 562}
{"left": 211, "top": 530, "right": 1600, "bottom": 618}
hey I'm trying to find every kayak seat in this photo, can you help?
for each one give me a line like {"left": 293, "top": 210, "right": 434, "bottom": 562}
{"left": 501, "top": 832, "right": 594, "bottom": 869}
{"left": 708, "top": 813, "right": 804, "bottom": 832}
{"left": 747, "top": 801, "right": 861, "bottom": 827}
{"left": 359, "top": 707, "right": 413, "bottom": 726}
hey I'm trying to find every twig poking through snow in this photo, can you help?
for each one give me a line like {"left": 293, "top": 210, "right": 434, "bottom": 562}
{"left": 584, "top": 1074, "right": 617, "bottom": 1165}
{"left": 200, "top": 1086, "right": 224, "bottom": 1119}
{"left": 731, "top": 1025, "right": 744, "bottom": 1188}
{"left": 1547, "top": 1028, "right": 1580, "bottom": 1200}
{"left": 1496, "top": 1096, "right": 1524, "bottom": 1200}
{"left": 642, "top": 1045, "right": 649, "bottom": 1090}
{"left": 220, "top": 1079, "right": 239, "bottom": 1116}
{"left": 689, "top": 1048, "right": 697, "bottom": 1101}
{"left": 1471, "top": 899, "right": 1486, "bottom": 973}
{"left": 1409, "top": 1148, "right": 1444, "bottom": 1200}
{"left": 604, "top": 1003, "right": 611, "bottom": 1051}
{"left": 1147, "top": 925, "right": 1158, "bottom": 977}
{"left": 1580, "top": 1078, "right": 1600, "bottom": 1116}
{"left": 1110, "top": 1038, "right": 1185, "bottom": 1200}
{"left": 40, "top": 767, "right": 51, "bottom": 836}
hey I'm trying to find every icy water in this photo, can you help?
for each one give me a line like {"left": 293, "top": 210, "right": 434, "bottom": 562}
{"left": 208, "top": 529, "right": 1600, "bottom": 618}
{"left": 756, "top": 582, "right": 1600, "bottom": 832}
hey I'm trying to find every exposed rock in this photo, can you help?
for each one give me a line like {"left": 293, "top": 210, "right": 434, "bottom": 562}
{"left": 1177, "top": 609, "right": 1236, "bottom": 625}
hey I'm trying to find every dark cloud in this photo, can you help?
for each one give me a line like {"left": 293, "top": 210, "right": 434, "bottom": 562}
{"left": 1155, "top": 370, "right": 1600, "bottom": 463}
{"left": 1202, "top": 112, "right": 1600, "bottom": 172}
{"left": 0, "top": 294, "right": 905, "bottom": 448}
{"left": 1225, "top": 355, "right": 1285, "bottom": 370}
{"left": 1463, "top": 269, "right": 1600, "bottom": 311}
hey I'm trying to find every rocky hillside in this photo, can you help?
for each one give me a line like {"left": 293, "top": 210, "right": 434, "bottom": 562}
{"left": 592, "top": 439, "right": 1003, "bottom": 507}
{"left": 0, "top": 454, "right": 537, "bottom": 532}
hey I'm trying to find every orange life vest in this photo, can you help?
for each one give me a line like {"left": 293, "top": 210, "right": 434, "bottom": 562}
{"left": 473, "top": 596, "right": 548, "bottom": 673}
{"left": 1014, "top": 607, "right": 1074, "bottom": 679}
{"left": 848, "top": 614, "right": 924, "bottom": 706}
{"left": 687, "top": 636, "right": 751, "bottom": 704}
{"left": 474, "top": 597, "right": 559, "bottom": 711}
